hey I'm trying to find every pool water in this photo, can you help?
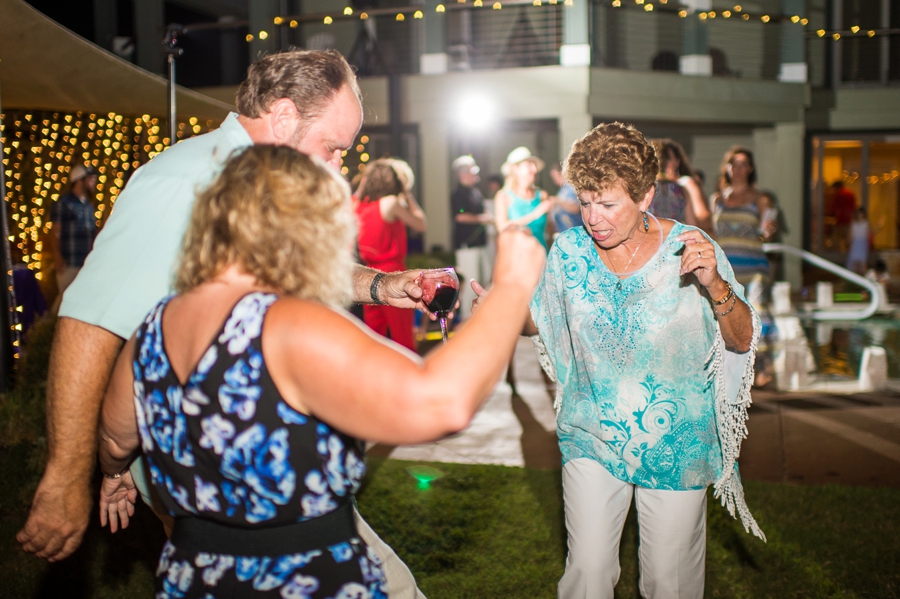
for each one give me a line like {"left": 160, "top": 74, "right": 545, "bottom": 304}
{"left": 801, "top": 319, "right": 900, "bottom": 379}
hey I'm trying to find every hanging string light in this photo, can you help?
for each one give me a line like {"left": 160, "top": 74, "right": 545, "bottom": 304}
{"left": 0, "top": 109, "right": 214, "bottom": 297}
{"left": 215, "top": 0, "right": 897, "bottom": 41}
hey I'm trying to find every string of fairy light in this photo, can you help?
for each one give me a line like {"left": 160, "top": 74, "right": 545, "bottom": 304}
{"left": 223, "top": 0, "right": 900, "bottom": 44}
{"left": 236, "top": 0, "right": 575, "bottom": 40}
{"left": 0, "top": 110, "right": 215, "bottom": 357}
{"left": 340, "top": 134, "right": 371, "bottom": 178}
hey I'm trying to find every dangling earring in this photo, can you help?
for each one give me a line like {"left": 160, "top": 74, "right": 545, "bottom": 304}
{"left": 642, "top": 212, "right": 649, "bottom": 233}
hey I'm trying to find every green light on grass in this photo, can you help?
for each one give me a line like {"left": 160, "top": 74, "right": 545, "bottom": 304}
{"left": 834, "top": 292, "right": 865, "bottom": 302}
{"left": 406, "top": 465, "right": 444, "bottom": 490}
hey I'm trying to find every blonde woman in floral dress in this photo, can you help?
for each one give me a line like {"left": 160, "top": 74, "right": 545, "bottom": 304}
{"left": 97, "top": 145, "right": 545, "bottom": 598}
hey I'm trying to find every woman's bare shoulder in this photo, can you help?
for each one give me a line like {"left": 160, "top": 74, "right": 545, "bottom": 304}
{"left": 266, "top": 298, "right": 354, "bottom": 333}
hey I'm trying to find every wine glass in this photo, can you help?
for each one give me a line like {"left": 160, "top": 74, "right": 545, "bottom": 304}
{"left": 416, "top": 268, "right": 460, "bottom": 344}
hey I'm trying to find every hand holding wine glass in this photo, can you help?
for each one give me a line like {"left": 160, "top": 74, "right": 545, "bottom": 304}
{"left": 416, "top": 268, "right": 459, "bottom": 344}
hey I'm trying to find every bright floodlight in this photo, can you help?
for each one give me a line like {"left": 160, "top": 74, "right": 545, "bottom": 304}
{"left": 457, "top": 94, "right": 494, "bottom": 132}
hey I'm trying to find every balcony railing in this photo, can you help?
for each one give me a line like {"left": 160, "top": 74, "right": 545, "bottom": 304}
{"left": 165, "top": 1, "right": 899, "bottom": 87}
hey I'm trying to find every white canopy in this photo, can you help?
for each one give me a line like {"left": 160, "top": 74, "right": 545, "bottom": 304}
{"left": 0, "top": 0, "right": 233, "bottom": 121}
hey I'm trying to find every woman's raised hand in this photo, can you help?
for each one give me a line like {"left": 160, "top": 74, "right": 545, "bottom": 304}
{"left": 677, "top": 230, "right": 724, "bottom": 292}
{"left": 493, "top": 227, "right": 546, "bottom": 291}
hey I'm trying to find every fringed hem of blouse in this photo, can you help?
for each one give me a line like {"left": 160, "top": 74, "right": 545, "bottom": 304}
{"left": 531, "top": 335, "right": 562, "bottom": 412}
{"left": 705, "top": 306, "right": 766, "bottom": 541}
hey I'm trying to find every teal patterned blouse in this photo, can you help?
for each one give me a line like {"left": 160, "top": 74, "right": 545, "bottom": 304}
{"left": 531, "top": 223, "right": 748, "bottom": 491}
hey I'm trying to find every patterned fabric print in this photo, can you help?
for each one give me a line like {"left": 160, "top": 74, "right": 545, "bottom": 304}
{"left": 649, "top": 180, "right": 687, "bottom": 223}
{"left": 133, "top": 292, "right": 376, "bottom": 597}
{"left": 530, "top": 224, "right": 751, "bottom": 490}
{"left": 154, "top": 539, "right": 387, "bottom": 599}
{"left": 301, "top": 425, "right": 366, "bottom": 520}
{"left": 713, "top": 200, "right": 769, "bottom": 287}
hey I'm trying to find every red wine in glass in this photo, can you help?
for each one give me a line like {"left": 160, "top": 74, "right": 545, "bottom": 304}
{"left": 416, "top": 268, "right": 460, "bottom": 344}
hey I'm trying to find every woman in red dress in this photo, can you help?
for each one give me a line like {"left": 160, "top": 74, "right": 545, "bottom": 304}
{"left": 355, "top": 159, "right": 427, "bottom": 350}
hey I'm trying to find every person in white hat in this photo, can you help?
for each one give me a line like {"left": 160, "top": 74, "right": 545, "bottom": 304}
{"left": 495, "top": 146, "right": 553, "bottom": 250}
{"left": 49, "top": 163, "right": 99, "bottom": 310}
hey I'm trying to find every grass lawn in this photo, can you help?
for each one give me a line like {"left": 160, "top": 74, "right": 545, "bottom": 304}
{"left": 1, "top": 450, "right": 898, "bottom": 598}
{"left": 3, "top": 320, "right": 898, "bottom": 596}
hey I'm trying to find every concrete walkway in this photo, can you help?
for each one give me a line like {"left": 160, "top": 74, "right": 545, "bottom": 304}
{"left": 742, "top": 388, "right": 900, "bottom": 487}
{"left": 386, "top": 337, "right": 559, "bottom": 468}
{"left": 377, "top": 339, "right": 900, "bottom": 488}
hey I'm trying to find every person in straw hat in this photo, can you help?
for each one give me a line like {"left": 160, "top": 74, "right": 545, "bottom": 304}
{"left": 494, "top": 146, "right": 553, "bottom": 250}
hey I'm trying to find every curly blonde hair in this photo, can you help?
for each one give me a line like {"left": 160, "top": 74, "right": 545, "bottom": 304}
{"left": 563, "top": 122, "right": 658, "bottom": 202}
{"left": 176, "top": 145, "right": 356, "bottom": 308}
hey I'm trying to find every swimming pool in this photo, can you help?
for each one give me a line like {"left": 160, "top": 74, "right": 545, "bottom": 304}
{"left": 801, "top": 318, "right": 900, "bottom": 379}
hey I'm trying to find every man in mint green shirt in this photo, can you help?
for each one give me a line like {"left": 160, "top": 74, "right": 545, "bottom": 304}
{"left": 58, "top": 112, "right": 252, "bottom": 337}
{"left": 19, "top": 50, "right": 427, "bottom": 598}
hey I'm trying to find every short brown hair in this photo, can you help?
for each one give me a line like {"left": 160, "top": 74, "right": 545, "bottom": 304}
{"left": 357, "top": 159, "right": 404, "bottom": 202}
{"left": 236, "top": 50, "right": 360, "bottom": 135}
{"left": 176, "top": 145, "right": 356, "bottom": 308}
{"left": 563, "top": 122, "right": 658, "bottom": 202}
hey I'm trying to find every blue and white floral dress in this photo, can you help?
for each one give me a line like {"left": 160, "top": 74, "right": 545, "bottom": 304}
{"left": 133, "top": 292, "right": 387, "bottom": 598}
{"left": 531, "top": 223, "right": 765, "bottom": 539}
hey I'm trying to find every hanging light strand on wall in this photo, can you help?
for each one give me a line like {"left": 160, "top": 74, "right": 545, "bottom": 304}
{"left": 0, "top": 110, "right": 214, "bottom": 323}
{"left": 808, "top": 27, "right": 900, "bottom": 39}
{"left": 171, "top": 0, "right": 891, "bottom": 40}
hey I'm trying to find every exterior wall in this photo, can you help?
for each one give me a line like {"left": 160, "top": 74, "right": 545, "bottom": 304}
{"left": 358, "top": 77, "right": 390, "bottom": 126}
{"left": 588, "top": 67, "right": 808, "bottom": 124}
{"left": 400, "top": 66, "right": 592, "bottom": 251}
{"left": 808, "top": 88, "right": 900, "bottom": 132}
{"left": 754, "top": 124, "right": 806, "bottom": 285}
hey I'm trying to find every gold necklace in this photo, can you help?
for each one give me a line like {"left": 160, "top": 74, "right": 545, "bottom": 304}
{"left": 604, "top": 227, "right": 647, "bottom": 275}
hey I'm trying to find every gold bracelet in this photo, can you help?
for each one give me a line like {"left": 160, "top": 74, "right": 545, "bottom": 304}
{"left": 712, "top": 282, "right": 734, "bottom": 305}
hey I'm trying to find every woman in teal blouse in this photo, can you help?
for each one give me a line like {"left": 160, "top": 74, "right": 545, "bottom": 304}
{"left": 494, "top": 146, "right": 552, "bottom": 249}
{"left": 523, "top": 123, "right": 765, "bottom": 599}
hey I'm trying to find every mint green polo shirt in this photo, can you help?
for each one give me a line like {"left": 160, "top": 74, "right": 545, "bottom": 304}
{"left": 59, "top": 113, "right": 252, "bottom": 338}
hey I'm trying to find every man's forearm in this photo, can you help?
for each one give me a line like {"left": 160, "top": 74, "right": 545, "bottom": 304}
{"left": 45, "top": 318, "right": 124, "bottom": 477}
{"left": 352, "top": 264, "right": 379, "bottom": 304}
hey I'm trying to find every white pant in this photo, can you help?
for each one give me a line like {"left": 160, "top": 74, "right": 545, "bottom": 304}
{"left": 559, "top": 459, "right": 707, "bottom": 599}
{"left": 454, "top": 246, "right": 492, "bottom": 320}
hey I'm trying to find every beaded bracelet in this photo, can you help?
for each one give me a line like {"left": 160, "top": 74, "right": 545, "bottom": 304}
{"left": 712, "top": 282, "right": 734, "bottom": 305}
{"left": 369, "top": 272, "right": 388, "bottom": 305}
{"left": 102, "top": 469, "right": 127, "bottom": 480}
{"left": 714, "top": 294, "right": 737, "bottom": 317}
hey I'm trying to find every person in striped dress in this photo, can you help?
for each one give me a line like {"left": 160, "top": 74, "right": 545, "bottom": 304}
{"left": 711, "top": 146, "right": 778, "bottom": 386}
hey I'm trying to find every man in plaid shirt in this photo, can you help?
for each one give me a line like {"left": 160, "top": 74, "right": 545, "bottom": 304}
{"left": 50, "top": 164, "right": 99, "bottom": 309}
